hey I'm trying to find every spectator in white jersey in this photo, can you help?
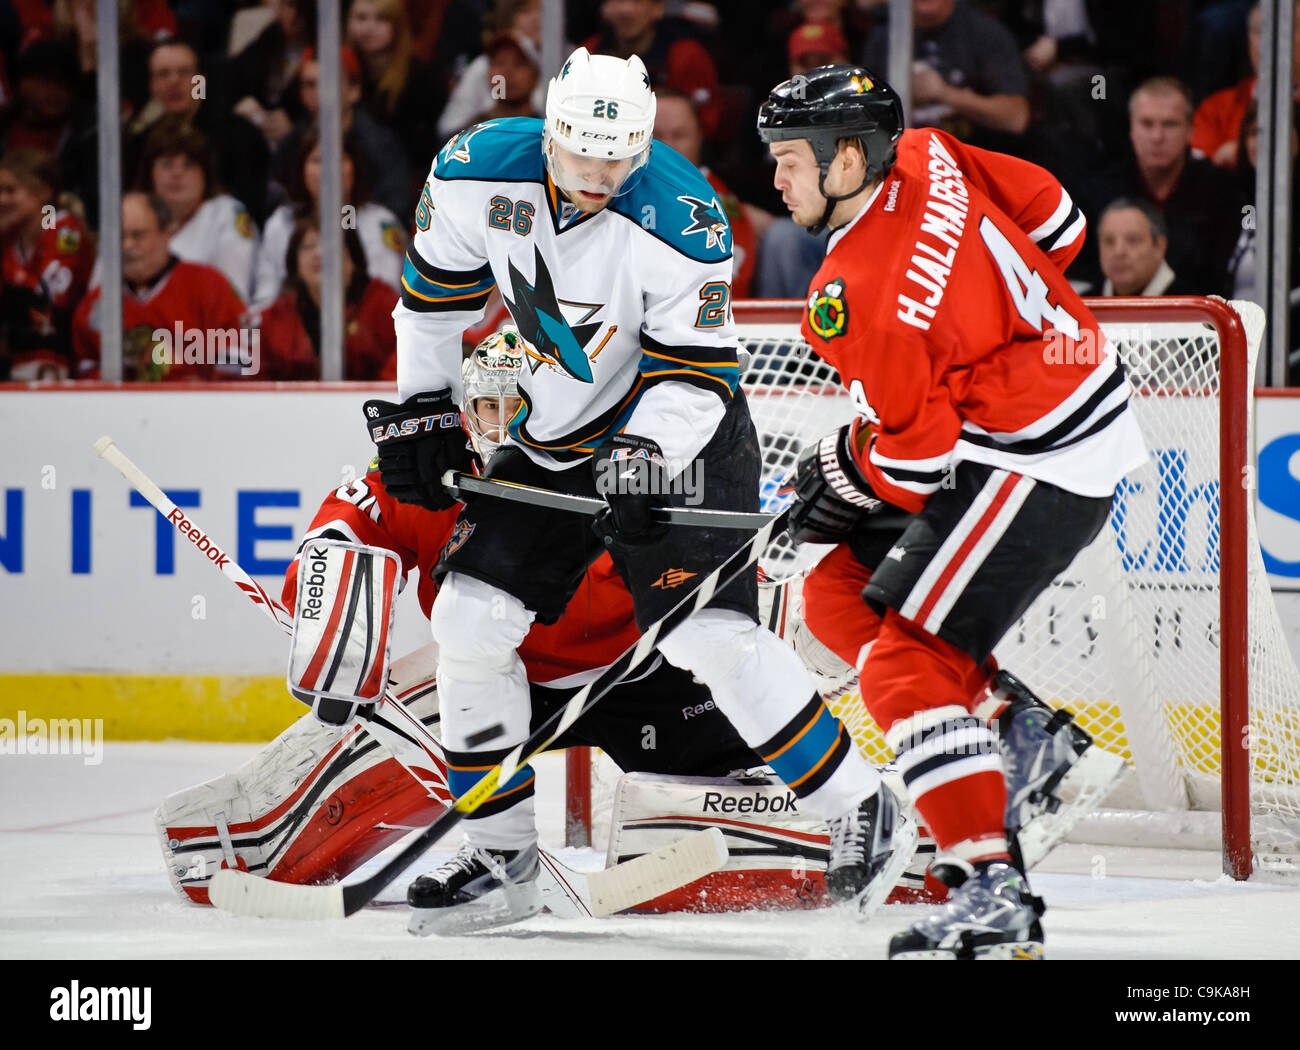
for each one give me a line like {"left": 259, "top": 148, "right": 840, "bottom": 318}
{"left": 132, "top": 114, "right": 257, "bottom": 302}
{"left": 252, "top": 128, "right": 406, "bottom": 307}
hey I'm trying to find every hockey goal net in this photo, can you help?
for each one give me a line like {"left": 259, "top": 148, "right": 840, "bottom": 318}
{"left": 567, "top": 297, "right": 1300, "bottom": 879}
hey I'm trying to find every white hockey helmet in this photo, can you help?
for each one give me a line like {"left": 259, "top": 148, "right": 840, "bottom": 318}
{"left": 462, "top": 326, "right": 526, "bottom": 460}
{"left": 543, "top": 47, "right": 656, "bottom": 203}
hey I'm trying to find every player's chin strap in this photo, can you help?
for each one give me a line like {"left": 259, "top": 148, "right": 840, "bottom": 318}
{"left": 809, "top": 165, "right": 874, "bottom": 236}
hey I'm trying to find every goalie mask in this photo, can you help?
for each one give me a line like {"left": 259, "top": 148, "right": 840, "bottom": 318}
{"left": 543, "top": 46, "right": 655, "bottom": 208}
{"left": 462, "top": 326, "right": 525, "bottom": 460}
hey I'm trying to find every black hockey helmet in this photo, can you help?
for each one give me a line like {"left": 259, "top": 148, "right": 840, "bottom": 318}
{"left": 757, "top": 65, "right": 904, "bottom": 231}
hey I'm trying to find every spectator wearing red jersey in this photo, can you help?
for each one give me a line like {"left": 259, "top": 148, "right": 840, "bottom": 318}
{"left": 652, "top": 87, "right": 758, "bottom": 297}
{"left": 583, "top": 0, "right": 722, "bottom": 138}
{"left": 73, "top": 192, "right": 247, "bottom": 381}
{"left": 1193, "top": 1, "right": 1300, "bottom": 168}
{"left": 248, "top": 214, "right": 398, "bottom": 380}
{"left": 0, "top": 148, "right": 94, "bottom": 379}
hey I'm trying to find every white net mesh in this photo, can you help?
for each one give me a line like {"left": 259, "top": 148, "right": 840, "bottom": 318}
{"left": 582, "top": 300, "right": 1300, "bottom": 871}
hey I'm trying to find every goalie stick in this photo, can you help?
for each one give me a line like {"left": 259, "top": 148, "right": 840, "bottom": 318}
{"left": 91, "top": 436, "right": 438, "bottom": 761}
{"left": 207, "top": 504, "right": 792, "bottom": 920}
{"left": 92, "top": 436, "right": 729, "bottom": 916}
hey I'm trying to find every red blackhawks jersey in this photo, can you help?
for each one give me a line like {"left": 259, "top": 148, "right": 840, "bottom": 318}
{"left": 282, "top": 470, "right": 640, "bottom": 685}
{"left": 801, "top": 128, "right": 1147, "bottom": 512}
{"left": 1, "top": 211, "right": 95, "bottom": 377}
{"left": 73, "top": 257, "right": 247, "bottom": 381}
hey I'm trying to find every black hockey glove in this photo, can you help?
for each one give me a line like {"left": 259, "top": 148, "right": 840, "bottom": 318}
{"left": 591, "top": 434, "right": 672, "bottom": 550}
{"left": 363, "top": 389, "right": 475, "bottom": 511}
{"left": 787, "top": 424, "right": 887, "bottom": 545}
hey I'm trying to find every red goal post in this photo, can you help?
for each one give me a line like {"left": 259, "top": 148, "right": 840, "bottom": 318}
{"left": 565, "top": 296, "right": 1299, "bottom": 881}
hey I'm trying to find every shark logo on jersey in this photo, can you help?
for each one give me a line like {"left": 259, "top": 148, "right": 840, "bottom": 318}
{"left": 440, "top": 121, "right": 499, "bottom": 165}
{"left": 677, "top": 195, "right": 729, "bottom": 252}
{"left": 503, "top": 247, "right": 602, "bottom": 382}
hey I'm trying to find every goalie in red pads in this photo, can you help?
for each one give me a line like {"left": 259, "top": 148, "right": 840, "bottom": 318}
{"left": 758, "top": 65, "right": 1143, "bottom": 959}
{"left": 158, "top": 328, "right": 921, "bottom": 921}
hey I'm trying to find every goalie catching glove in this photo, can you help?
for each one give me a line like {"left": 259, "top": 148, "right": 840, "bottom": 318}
{"left": 787, "top": 422, "right": 889, "bottom": 545}
{"left": 364, "top": 389, "right": 475, "bottom": 511}
{"left": 591, "top": 434, "right": 671, "bottom": 550}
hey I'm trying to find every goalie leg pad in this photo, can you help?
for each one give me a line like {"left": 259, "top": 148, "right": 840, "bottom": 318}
{"left": 604, "top": 771, "right": 944, "bottom": 912}
{"left": 288, "top": 539, "right": 402, "bottom": 718}
{"left": 660, "top": 608, "right": 881, "bottom": 820}
{"left": 158, "top": 713, "right": 449, "bottom": 904}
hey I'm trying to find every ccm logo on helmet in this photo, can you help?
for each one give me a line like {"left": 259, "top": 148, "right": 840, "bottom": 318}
{"left": 371, "top": 413, "right": 462, "bottom": 442}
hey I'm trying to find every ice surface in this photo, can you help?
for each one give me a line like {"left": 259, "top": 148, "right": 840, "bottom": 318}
{"left": 2, "top": 742, "right": 1298, "bottom": 960}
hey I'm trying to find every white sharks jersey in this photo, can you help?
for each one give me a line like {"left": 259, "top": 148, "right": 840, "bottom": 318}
{"left": 393, "top": 117, "right": 741, "bottom": 471}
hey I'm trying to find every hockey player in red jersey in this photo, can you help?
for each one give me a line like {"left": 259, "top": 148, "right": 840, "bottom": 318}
{"left": 758, "top": 65, "right": 1146, "bottom": 959}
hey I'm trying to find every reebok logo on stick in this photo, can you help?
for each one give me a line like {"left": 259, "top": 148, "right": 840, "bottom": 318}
{"left": 166, "top": 508, "right": 230, "bottom": 569}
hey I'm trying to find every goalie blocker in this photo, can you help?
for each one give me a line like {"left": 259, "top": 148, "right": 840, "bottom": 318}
{"left": 288, "top": 539, "right": 401, "bottom": 725}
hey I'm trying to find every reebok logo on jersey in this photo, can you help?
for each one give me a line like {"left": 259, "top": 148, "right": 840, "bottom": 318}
{"left": 652, "top": 568, "right": 697, "bottom": 589}
{"left": 808, "top": 278, "right": 848, "bottom": 339}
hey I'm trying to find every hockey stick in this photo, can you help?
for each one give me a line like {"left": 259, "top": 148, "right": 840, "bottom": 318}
{"left": 442, "top": 471, "right": 772, "bottom": 529}
{"left": 537, "top": 827, "right": 727, "bottom": 918}
{"left": 90, "top": 436, "right": 441, "bottom": 762}
{"left": 93, "top": 436, "right": 732, "bottom": 914}
{"left": 208, "top": 505, "right": 790, "bottom": 919}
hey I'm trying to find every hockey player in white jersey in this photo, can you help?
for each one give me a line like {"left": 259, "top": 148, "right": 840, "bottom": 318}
{"left": 366, "top": 48, "right": 916, "bottom": 933}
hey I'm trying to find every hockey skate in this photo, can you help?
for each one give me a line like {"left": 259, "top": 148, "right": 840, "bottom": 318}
{"left": 826, "top": 783, "right": 919, "bottom": 918}
{"left": 990, "top": 671, "right": 1127, "bottom": 869}
{"left": 407, "top": 840, "right": 543, "bottom": 936}
{"left": 889, "top": 859, "right": 1045, "bottom": 960}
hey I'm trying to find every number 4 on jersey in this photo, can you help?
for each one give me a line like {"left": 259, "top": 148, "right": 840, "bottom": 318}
{"left": 979, "top": 216, "right": 1080, "bottom": 341}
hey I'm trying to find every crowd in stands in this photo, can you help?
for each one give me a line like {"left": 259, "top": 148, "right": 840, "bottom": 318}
{"left": 0, "top": 0, "right": 1297, "bottom": 383}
